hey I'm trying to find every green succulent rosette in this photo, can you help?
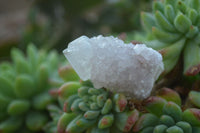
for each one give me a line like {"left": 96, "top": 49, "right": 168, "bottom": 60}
{"left": 56, "top": 81, "right": 139, "bottom": 133}
{"left": 133, "top": 88, "right": 200, "bottom": 133}
{"left": 0, "top": 44, "right": 62, "bottom": 133}
{"left": 141, "top": 0, "right": 200, "bottom": 76}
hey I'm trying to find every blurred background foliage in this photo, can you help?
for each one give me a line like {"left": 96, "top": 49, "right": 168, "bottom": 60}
{"left": 0, "top": 0, "right": 152, "bottom": 60}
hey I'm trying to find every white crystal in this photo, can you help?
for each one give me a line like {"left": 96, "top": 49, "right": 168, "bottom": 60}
{"left": 63, "top": 35, "right": 164, "bottom": 100}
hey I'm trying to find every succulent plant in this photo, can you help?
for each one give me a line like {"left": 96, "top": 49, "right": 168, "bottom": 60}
{"left": 57, "top": 82, "right": 139, "bottom": 133}
{"left": 141, "top": 0, "right": 200, "bottom": 75}
{"left": 133, "top": 88, "right": 200, "bottom": 133}
{"left": 0, "top": 44, "right": 62, "bottom": 133}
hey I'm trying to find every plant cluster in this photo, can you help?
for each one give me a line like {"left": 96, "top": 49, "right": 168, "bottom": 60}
{"left": 141, "top": 0, "right": 200, "bottom": 75}
{"left": 0, "top": 44, "right": 61, "bottom": 133}
{"left": 56, "top": 82, "right": 139, "bottom": 133}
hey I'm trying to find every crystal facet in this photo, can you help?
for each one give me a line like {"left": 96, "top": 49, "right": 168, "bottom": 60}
{"left": 63, "top": 35, "right": 164, "bottom": 100}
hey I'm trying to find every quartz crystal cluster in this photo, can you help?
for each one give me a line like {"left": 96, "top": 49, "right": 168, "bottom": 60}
{"left": 63, "top": 35, "right": 164, "bottom": 100}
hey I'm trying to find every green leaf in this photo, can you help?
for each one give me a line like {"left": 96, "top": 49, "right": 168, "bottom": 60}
{"left": 164, "top": 4, "right": 175, "bottom": 23}
{"left": 57, "top": 113, "right": 77, "bottom": 133}
{"left": 58, "top": 65, "right": 80, "bottom": 82}
{"left": 0, "top": 117, "right": 23, "bottom": 132}
{"left": 7, "top": 100, "right": 30, "bottom": 115}
{"left": 183, "top": 108, "right": 200, "bottom": 126}
{"left": 189, "top": 91, "right": 200, "bottom": 108}
{"left": 113, "top": 93, "right": 127, "bottom": 112}
{"left": 166, "top": 126, "right": 184, "bottom": 133}
{"left": 174, "top": 13, "right": 192, "bottom": 33}
{"left": 98, "top": 114, "right": 114, "bottom": 129}
{"left": 183, "top": 41, "right": 200, "bottom": 75}
{"left": 133, "top": 113, "right": 159, "bottom": 132}
{"left": 26, "top": 111, "right": 48, "bottom": 131}
{"left": 143, "top": 96, "right": 167, "bottom": 117}
{"left": 176, "top": 121, "right": 192, "bottom": 133}
{"left": 114, "top": 109, "right": 139, "bottom": 132}
{"left": 157, "top": 88, "right": 181, "bottom": 106}
{"left": 152, "top": 27, "right": 181, "bottom": 43}
{"left": 159, "top": 115, "right": 175, "bottom": 127}
{"left": 163, "top": 102, "right": 182, "bottom": 122}
{"left": 0, "top": 76, "right": 15, "bottom": 98}
{"left": 15, "top": 74, "right": 35, "bottom": 99}
{"left": 101, "top": 99, "right": 112, "bottom": 115}
{"left": 155, "top": 10, "right": 175, "bottom": 32}
{"left": 141, "top": 12, "right": 156, "bottom": 32}
{"left": 153, "top": 125, "right": 167, "bottom": 133}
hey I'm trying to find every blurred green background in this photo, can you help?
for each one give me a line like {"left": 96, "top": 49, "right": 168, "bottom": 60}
{"left": 0, "top": 0, "right": 152, "bottom": 60}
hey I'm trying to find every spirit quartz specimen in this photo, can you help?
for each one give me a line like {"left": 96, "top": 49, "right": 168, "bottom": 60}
{"left": 63, "top": 35, "right": 164, "bottom": 100}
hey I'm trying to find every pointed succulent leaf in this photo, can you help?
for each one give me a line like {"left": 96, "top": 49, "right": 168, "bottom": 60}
{"left": 163, "top": 102, "right": 182, "bottom": 122}
{"left": 182, "top": 108, "right": 200, "bottom": 126}
{"left": 58, "top": 82, "right": 81, "bottom": 100}
{"left": 11, "top": 48, "right": 30, "bottom": 74}
{"left": 79, "top": 101, "right": 90, "bottom": 111}
{"left": 0, "top": 76, "right": 15, "bottom": 98}
{"left": 78, "top": 87, "right": 89, "bottom": 98}
{"left": 143, "top": 96, "right": 167, "bottom": 117}
{"left": 183, "top": 41, "right": 200, "bottom": 75}
{"left": 141, "top": 12, "right": 156, "bottom": 32}
{"left": 15, "top": 74, "right": 35, "bottom": 99}
{"left": 176, "top": 0, "right": 187, "bottom": 14}
{"left": 33, "top": 92, "right": 53, "bottom": 110}
{"left": 58, "top": 65, "right": 80, "bottom": 82}
{"left": 114, "top": 109, "right": 139, "bottom": 132}
{"left": 190, "top": 0, "right": 200, "bottom": 10}
{"left": 113, "top": 93, "right": 127, "bottom": 112}
{"left": 153, "top": 1, "right": 164, "bottom": 13}
{"left": 140, "top": 127, "right": 154, "bottom": 133}
{"left": 159, "top": 38, "right": 185, "bottom": 73}
{"left": 101, "top": 99, "right": 112, "bottom": 115}
{"left": 186, "top": 25, "right": 198, "bottom": 38}
{"left": 97, "top": 93, "right": 107, "bottom": 107}
{"left": 63, "top": 94, "right": 79, "bottom": 113}
{"left": 0, "top": 117, "right": 23, "bottom": 132}
{"left": 157, "top": 87, "right": 181, "bottom": 106}
{"left": 188, "top": 9, "right": 198, "bottom": 24}
{"left": 66, "top": 115, "right": 96, "bottom": 133}
{"left": 153, "top": 124, "right": 167, "bottom": 133}
{"left": 27, "top": 44, "right": 38, "bottom": 71}
{"left": 87, "top": 126, "right": 110, "bottom": 133}
{"left": 57, "top": 113, "right": 77, "bottom": 133}
{"left": 7, "top": 99, "right": 30, "bottom": 116}
{"left": 176, "top": 121, "right": 192, "bottom": 133}
{"left": 155, "top": 10, "right": 175, "bottom": 32}
{"left": 189, "top": 91, "right": 200, "bottom": 108}
{"left": 26, "top": 111, "right": 48, "bottom": 131}
{"left": 164, "top": 4, "right": 175, "bottom": 23}
{"left": 159, "top": 115, "right": 175, "bottom": 127}
{"left": 133, "top": 113, "right": 159, "bottom": 132}
{"left": 152, "top": 27, "right": 181, "bottom": 43}
{"left": 70, "top": 98, "right": 83, "bottom": 113}
{"left": 84, "top": 110, "right": 100, "bottom": 120}
{"left": 174, "top": 13, "right": 192, "bottom": 33}
{"left": 88, "top": 88, "right": 102, "bottom": 95}
{"left": 166, "top": 125, "right": 184, "bottom": 133}
{"left": 98, "top": 114, "right": 114, "bottom": 129}
{"left": 35, "top": 63, "right": 49, "bottom": 91}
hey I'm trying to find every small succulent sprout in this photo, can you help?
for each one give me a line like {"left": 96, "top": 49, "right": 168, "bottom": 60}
{"left": 63, "top": 35, "right": 164, "bottom": 100}
{"left": 0, "top": 44, "right": 62, "bottom": 133}
{"left": 134, "top": 93, "right": 200, "bottom": 133}
{"left": 57, "top": 86, "right": 139, "bottom": 133}
{"left": 141, "top": 0, "right": 200, "bottom": 76}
